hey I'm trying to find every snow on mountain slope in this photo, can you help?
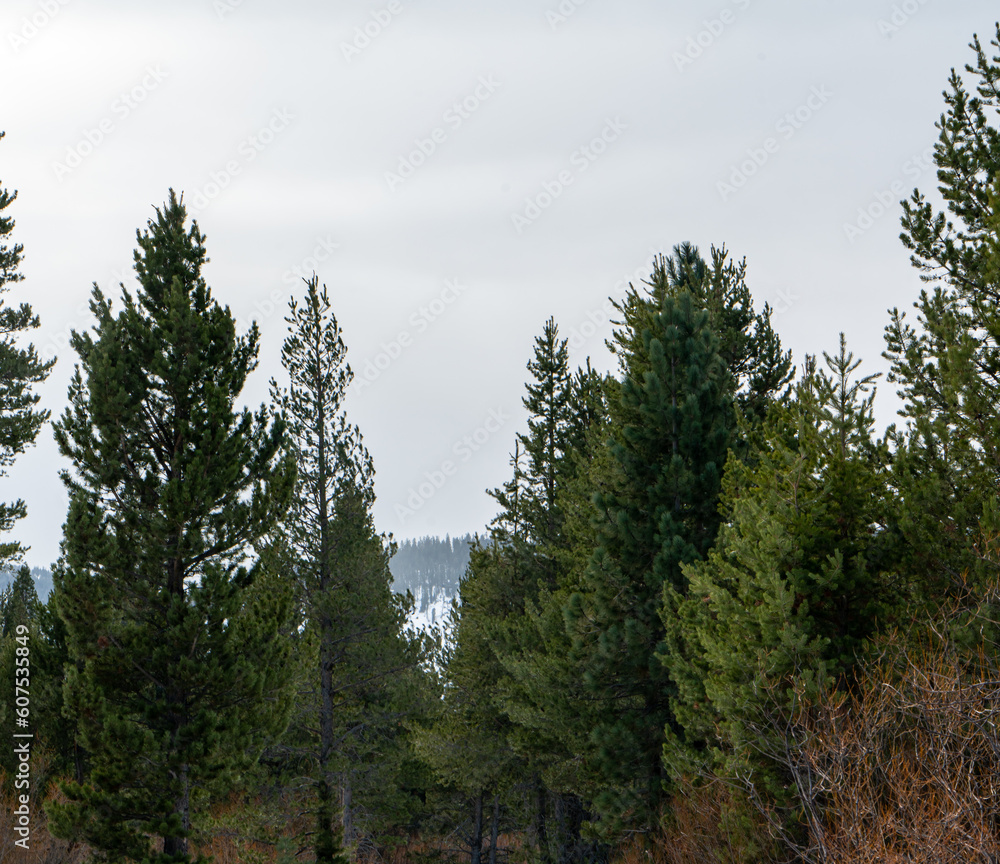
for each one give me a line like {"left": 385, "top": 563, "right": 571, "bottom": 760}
{"left": 406, "top": 590, "right": 455, "bottom": 633}
{"left": 398, "top": 582, "right": 457, "bottom": 634}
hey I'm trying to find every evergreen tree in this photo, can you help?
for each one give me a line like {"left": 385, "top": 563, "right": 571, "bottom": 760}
{"left": 564, "top": 287, "right": 735, "bottom": 834}
{"left": 498, "top": 247, "right": 791, "bottom": 843}
{"left": 517, "top": 317, "right": 574, "bottom": 557}
{"left": 497, "top": 364, "right": 612, "bottom": 864}
{"left": 48, "top": 191, "right": 297, "bottom": 863}
{"left": 499, "top": 337, "right": 611, "bottom": 862}
{"left": 0, "top": 563, "right": 36, "bottom": 635}
{"left": 459, "top": 322, "right": 600, "bottom": 862}
{"left": 885, "top": 23, "right": 1000, "bottom": 606}
{"left": 420, "top": 316, "right": 599, "bottom": 858}
{"left": 0, "top": 570, "right": 72, "bottom": 802}
{"left": 0, "top": 130, "right": 55, "bottom": 567}
{"left": 31, "top": 584, "right": 83, "bottom": 782}
{"left": 413, "top": 531, "right": 522, "bottom": 864}
{"left": 674, "top": 338, "right": 896, "bottom": 825}
{"left": 270, "top": 275, "right": 426, "bottom": 862}
{"left": 0, "top": 569, "right": 80, "bottom": 786}
{"left": 612, "top": 244, "right": 792, "bottom": 435}
{"left": 0, "top": 564, "right": 39, "bottom": 779}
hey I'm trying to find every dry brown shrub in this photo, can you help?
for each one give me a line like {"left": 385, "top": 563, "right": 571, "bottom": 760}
{"left": 747, "top": 573, "right": 1000, "bottom": 864}
{"left": 796, "top": 637, "right": 1000, "bottom": 864}
{"left": 654, "top": 779, "right": 780, "bottom": 864}
{"left": 603, "top": 779, "right": 779, "bottom": 864}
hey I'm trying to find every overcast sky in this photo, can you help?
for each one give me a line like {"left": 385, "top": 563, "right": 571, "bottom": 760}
{"left": 1, "top": 0, "right": 995, "bottom": 569}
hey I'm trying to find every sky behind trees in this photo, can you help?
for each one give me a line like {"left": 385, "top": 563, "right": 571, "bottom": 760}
{"left": 1, "top": 0, "right": 995, "bottom": 567}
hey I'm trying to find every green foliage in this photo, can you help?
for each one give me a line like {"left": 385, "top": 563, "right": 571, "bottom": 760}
{"left": 517, "top": 317, "right": 575, "bottom": 556}
{"left": 0, "top": 565, "right": 38, "bottom": 781}
{"left": 414, "top": 569, "right": 519, "bottom": 797}
{"left": 0, "top": 566, "right": 81, "bottom": 788}
{"left": 0, "top": 130, "right": 55, "bottom": 569}
{"left": 419, "top": 319, "right": 612, "bottom": 864}
{"left": 269, "top": 275, "right": 431, "bottom": 861}
{"left": 565, "top": 286, "right": 735, "bottom": 835}
{"left": 497, "top": 365, "right": 613, "bottom": 799}
{"left": 612, "top": 244, "right": 792, "bottom": 437}
{"left": 47, "top": 190, "right": 297, "bottom": 863}
{"left": 18, "top": 35, "right": 1000, "bottom": 851}
{"left": 0, "top": 568, "right": 74, "bottom": 787}
{"left": 887, "top": 23, "right": 1000, "bottom": 605}
{"left": 412, "top": 462, "right": 526, "bottom": 847}
{"left": 674, "top": 337, "right": 897, "bottom": 817}
{"left": 482, "top": 247, "right": 791, "bottom": 846}
{"left": 0, "top": 564, "right": 36, "bottom": 636}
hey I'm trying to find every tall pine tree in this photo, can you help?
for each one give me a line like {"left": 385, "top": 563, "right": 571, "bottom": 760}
{"left": 672, "top": 338, "right": 896, "bottom": 820}
{"left": 564, "top": 287, "right": 735, "bottom": 834}
{"left": 0, "top": 565, "right": 40, "bottom": 780}
{"left": 885, "top": 23, "right": 1000, "bottom": 607}
{"left": 48, "top": 191, "right": 296, "bottom": 863}
{"left": 518, "top": 317, "right": 574, "bottom": 556}
{"left": 269, "top": 275, "right": 425, "bottom": 862}
{"left": 413, "top": 523, "right": 523, "bottom": 864}
{"left": 496, "top": 360, "right": 612, "bottom": 864}
{"left": 498, "top": 246, "right": 791, "bottom": 842}
{"left": 612, "top": 244, "right": 791, "bottom": 437}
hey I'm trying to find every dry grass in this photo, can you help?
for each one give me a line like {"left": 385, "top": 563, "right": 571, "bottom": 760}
{"left": 606, "top": 781, "right": 777, "bottom": 864}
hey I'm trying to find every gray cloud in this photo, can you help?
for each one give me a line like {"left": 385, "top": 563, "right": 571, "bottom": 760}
{"left": 0, "top": 0, "right": 990, "bottom": 565}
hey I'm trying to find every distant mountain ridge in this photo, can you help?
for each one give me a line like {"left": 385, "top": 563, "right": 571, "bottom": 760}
{"left": 1, "top": 535, "right": 471, "bottom": 629}
{"left": 0, "top": 566, "right": 53, "bottom": 600}
{"left": 389, "top": 534, "right": 472, "bottom": 629}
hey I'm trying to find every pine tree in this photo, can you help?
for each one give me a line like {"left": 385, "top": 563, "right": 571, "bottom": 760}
{"left": 518, "top": 317, "right": 574, "bottom": 556}
{"left": 0, "top": 570, "right": 81, "bottom": 786}
{"left": 499, "top": 247, "right": 791, "bottom": 843}
{"left": 0, "top": 130, "right": 55, "bottom": 567}
{"left": 459, "top": 321, "right": 598, "bottom": 862}
{"left": 564, "top": 287, "right": 735, "bottom": 834}
{"left": 47, "top": 191, "right": 297, "bottom": 863}
{"left": 0, "top": 564, "right": 36, "bottom": 635}
{"left": 0, "top": 565, "right": 39, "bottom": 779}
{"left": 419, "top": 324, "right": 590, "bottom": 859}
{"left": 612, "top": 244, "right": 792, "bottom": 435}
{"left": 270, "top": 275, "right": 425, "bottom": 862}
{"left": 497, "top": 333, "right": 610, "bottom": 862}
{"left": 30, "top": 584, "right": 82, "bottom": 782}
{"left": 496, "top": 364, "right": 612, "bottom": 864}
{"left": 885, "top": 23, "right": 1000, "bottom": 606}
{"left": 675, "top": 337, "right": 896, "bottom": 822}
{"left": 413, "top": 532, "right": 522, "bottom": 864}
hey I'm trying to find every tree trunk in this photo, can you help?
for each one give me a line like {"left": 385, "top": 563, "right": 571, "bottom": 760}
{"left": 556, "top": 794, "right": 586, "bottom": 864}
{"left": 162, "top": 552, "right": 191, "bottom": 859}
{"left": 555, "top": 793, "right": 566, "bottom": 864}
{"left": 316, "top": 776, "right": 337, "bottom": 864}
{"left": 470, "top": 792, "right": 484, "bottom": 864}
{"left": 488, "top": 793, "right": 500, "bottom": 864}
{"left": 162, "top": 764, "right": 190, "bottom": 857}
{"left": 533, "top": 774, "right": 547, "bottom": 862}
{"left": 316, "top": 617, "right": 337, "bottom": 862}
{"left": 73, "top": 740, "right": 85, "bottom": 785}
{"left": 315, "top": 290, "right": 338, "bottom": 864}
{"left": 342, "top": 774, "right": 355, "bottom": 850}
